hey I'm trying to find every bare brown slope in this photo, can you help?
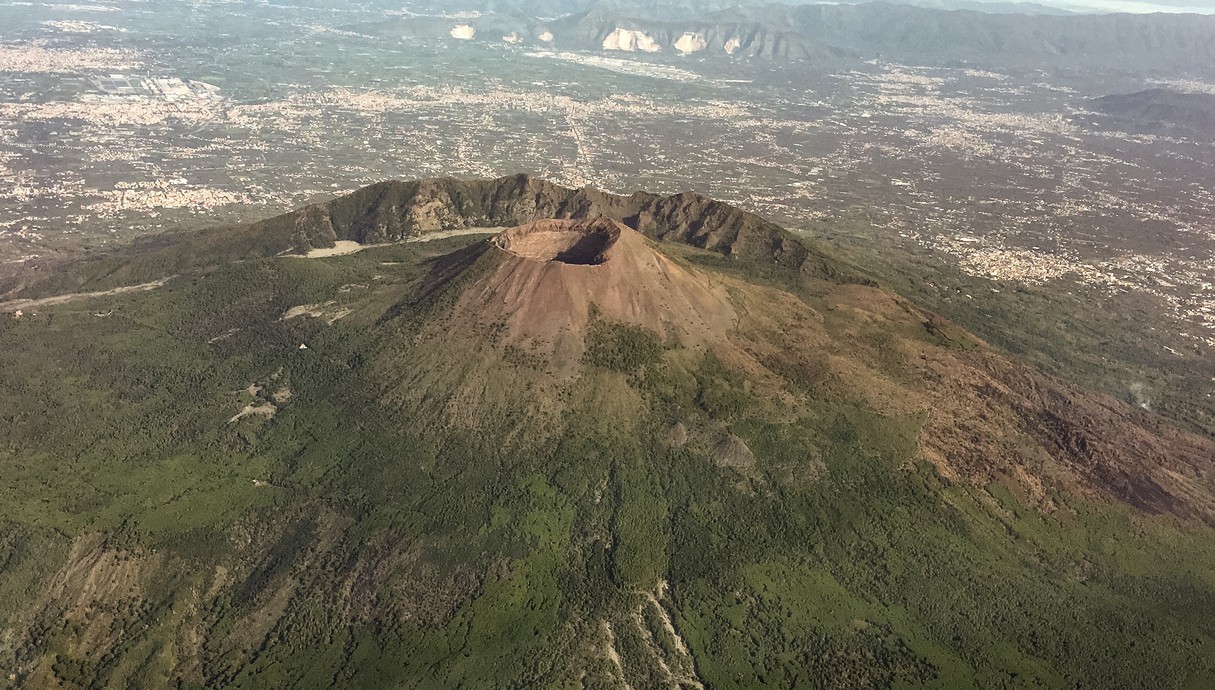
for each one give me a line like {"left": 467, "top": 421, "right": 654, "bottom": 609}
{"left": 464, "top": 219, "right": 735, "bottom": 376}
{"left": 373, "top": 216, "right": 1214, "bottom": 523}
{"left": 710, "top": 273, "right": 1215, "bottom": 522}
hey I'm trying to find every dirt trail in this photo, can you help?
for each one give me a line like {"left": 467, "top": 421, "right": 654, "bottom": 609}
{"left": 1, "top": 276, "right": 174, "bottom": 312}
{"left": 406, "top": 226, "right": 502, "bottom": 242}
{"left": 229, "top": 403, "right": 276, "bottom": 423}
{"left": 290, "top": 228, "right": 497, "bottom": 260}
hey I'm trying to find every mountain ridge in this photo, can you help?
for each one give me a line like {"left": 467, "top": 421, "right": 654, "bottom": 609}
{"left": 0, "top": 174, "right": 845, "bottom": 301}
{"left": 1089, "top": 87, "right": 1215, "bottom": 133}
{"left": 350, "top": 1, "right": 1215, "bottom": 73}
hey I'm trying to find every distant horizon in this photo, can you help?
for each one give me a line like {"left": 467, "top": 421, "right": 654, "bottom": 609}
{"left": 1030, "top": 0, "right": 1215, "bottom": 13}
{"left": 817, "top": 0, "right": 1215, "bottom": 14}
{"left": 374, "top": 0, "right": 1215, "bottom": 17}
{"left": 933, "top": 0, "right": 1215, "bottom": 14}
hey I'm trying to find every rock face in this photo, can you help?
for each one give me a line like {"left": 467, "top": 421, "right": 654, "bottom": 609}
{"left": 0, "top": 174, "right": 844, "bottom": 303}
{"left": 601, "top": 27, "right": 662, "bottom": 52}
{"left": 674, "top": 31, "right": 707, "bottom": 54}
{"left": 549, "top": 8, "right": 836, "bottom": 61}
{"left": 711, "top": 434, "right": 756, "bottom": 469}
{"left": 491, "top": 218, "right": 619, "bottom": 265}
{"left": 245, "top": 174, "right": 816, "bottom": 271}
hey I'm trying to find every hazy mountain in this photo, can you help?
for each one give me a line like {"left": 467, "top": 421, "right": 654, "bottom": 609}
{"left": 875, "top": 0, "right": 1079, "bottom": 13}
{"left": 356, "top": 1, "right": 1215, "bottom": 74}
{"left": 787, "top": 3, "right": 1215, "bottom": 71}
{"left": 390, "top": 0, "right": 1080, "bottom": 15}
{"left": 3, "top": 174, "right": 1215, "bottom": 688}
{"left": 1089, "top": 87, "right": 1215, "bottom": 133}
{"left": 548, "top": 5, "right": 844, "bottom": 60}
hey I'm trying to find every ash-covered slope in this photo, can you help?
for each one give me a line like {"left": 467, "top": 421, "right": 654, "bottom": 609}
{"left": 397, "top": 215, "right": 1215, "bottom": 521}
{"left": 3, "top": 177, "right": 1215, "bottom": 689}
{"left": 465, "top": 219, "right": 736, "bottom": 375}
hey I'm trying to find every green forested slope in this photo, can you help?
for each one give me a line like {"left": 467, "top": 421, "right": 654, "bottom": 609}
{"left": 1, "top": 222, "right": 1214, "bottom": 689}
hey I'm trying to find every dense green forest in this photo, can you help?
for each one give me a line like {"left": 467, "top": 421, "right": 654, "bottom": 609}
{"left": 2, "top": 228, "right": 1214, "bottom": 690}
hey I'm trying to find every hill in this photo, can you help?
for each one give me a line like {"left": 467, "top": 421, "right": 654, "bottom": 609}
{"left": 1089, "top": 88, "right": 1215, "bottom": 134}
{"left": 792, "top": 3, "right": 1215, "bottom": 71}
{"left": 2, "top": 176, "right": 1215, "bottom": 688}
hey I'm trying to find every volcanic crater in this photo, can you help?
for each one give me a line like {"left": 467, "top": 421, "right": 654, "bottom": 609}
{"left": 449, "top": 217, "right": 738, "bottom": 376}
{"left": 491, "top": 218, "right": 621, "bottom": 265}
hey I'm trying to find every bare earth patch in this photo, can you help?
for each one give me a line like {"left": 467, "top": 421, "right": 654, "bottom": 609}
{"left": 229, "top": 403, "right": 276, "bottom": 423}
{"left": 407, "top": 227, "right": 503, "bottom": 243}
{"left": 2, "top": 276, "right": 173, "bottom": 313}
{"left": 281, "top": 301, "right": 351, "bottom": 324}
{"left": 295, "top": 240, "right": 365, "bottom": 258}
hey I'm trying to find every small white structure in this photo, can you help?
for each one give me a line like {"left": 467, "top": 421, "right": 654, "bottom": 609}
{"left": 450, "top": 24, "right": 476, "bottom": 40}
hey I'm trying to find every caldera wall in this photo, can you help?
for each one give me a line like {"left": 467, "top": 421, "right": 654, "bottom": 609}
{"left": 490, "top": 219, "right": 621, "bottom": 266}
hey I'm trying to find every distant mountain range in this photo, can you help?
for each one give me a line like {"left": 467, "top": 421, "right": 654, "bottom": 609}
{"left": 393, "top": 0, "right": 1079, "bottom": 17}
{"left": 359, "top": 0, "right": 1215, "bottom": 74}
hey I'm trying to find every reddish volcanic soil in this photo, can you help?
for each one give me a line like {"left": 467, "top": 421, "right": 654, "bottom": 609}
{"left": 458, "top": 219, "right": 736, "bottom": 376}
{"left": 403, "top": 217, "right": 1215, "bottom": 521}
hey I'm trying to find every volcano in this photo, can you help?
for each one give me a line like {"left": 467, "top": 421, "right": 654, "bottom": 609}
{"left": 452, "top": 219, "right": 737, "bottom": 376}
{"left": 2, "top": 175, "right": 1215, "bottom": 689}
{"left": 491, "top": 218, "right": 619, "bottom": 264}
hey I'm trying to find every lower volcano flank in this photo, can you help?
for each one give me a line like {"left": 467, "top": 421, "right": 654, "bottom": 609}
{"left": 491, "top": 219, "right": 620, "bottom": 265}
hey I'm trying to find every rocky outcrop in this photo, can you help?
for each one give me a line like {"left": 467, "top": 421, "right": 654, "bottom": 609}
{"left": 0, "top": 174, "right": 861, "bottom": 304}
{"left": 246, "top": 174, "right": 816, "bottom": 271}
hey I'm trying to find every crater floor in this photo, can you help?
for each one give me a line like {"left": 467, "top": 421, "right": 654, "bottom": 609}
{"left": 491, "top": 218, "right": 621, "bottom": 265}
